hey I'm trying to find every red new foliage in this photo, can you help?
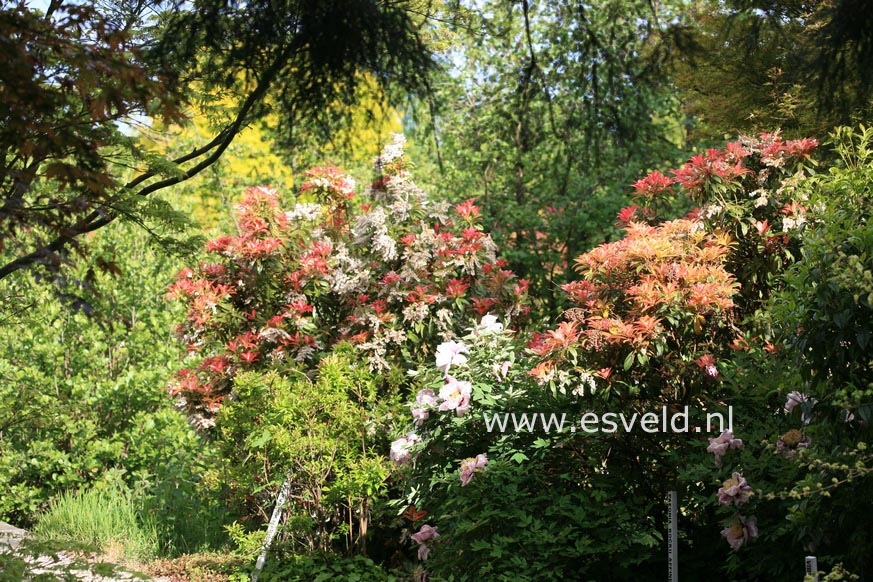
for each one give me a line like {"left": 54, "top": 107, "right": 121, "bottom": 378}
{"left": 538, "top": 218, "right": 738, "bottom": 397}
{"left": 534, "top": 131, "right": 820, "bottom": 401}
{"left": 168, "top": 137, "right": 529, "bottom": 423}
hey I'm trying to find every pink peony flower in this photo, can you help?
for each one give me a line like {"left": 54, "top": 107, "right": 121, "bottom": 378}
{"left": 717, "top": 472, "right": 753, "bottom": 505}
{"left": 784, "top": 391, "right": 810, "bottom": 413}
{"left": 438, "top": 377, "right": 472, "bottom": 417}
{"left": 721, "top": 514, "right": 758, "bottom": 552}
{"left": 411, "top": 408, "right": 427, "bottom": 425}
{"left": 390, "top": 432, "right": 421, "bottom": 466}
{"left": 455, "top": 393, "right": 471, "bottom": 416}
{"left": 411, "top": 389, "right": 438, "bottom": 426}
{"left": 411, "top": 524, "right": 439, "bottom": 544}
{"left": 460, "top": 453, "right": 489, "bottom": 486}
{"left": 411, "top": 524, "right": 439, "bottom": 560}
{"left": 435, "top": 340, "right": 469, "bottom": 373}
{"left": 417, "top": 544, "right": 431, "bottom": 561}
{"left": 775, "top": 429, "right": 811, "bottom": 458}
{"left": 706, "top": 430, "right": 744, "bottom": 467}
{"left": 493, "top": 360, "right": 512, "bottom": 381}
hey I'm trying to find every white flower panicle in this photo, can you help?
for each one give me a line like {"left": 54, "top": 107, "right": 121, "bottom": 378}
{"left": 403, "top": 302, "right": 430, "bottom": 324}
{"left": 375, "top": 133, "right": 406, "bottom": 169}
{"left": 328, "top": 242, "right": 371, "bottom": 295}
{"left": 285, "top": 203, "right": 323, "bottom": 223}
{"left": 353, "top": 207, "right": 398, "bottom": 262}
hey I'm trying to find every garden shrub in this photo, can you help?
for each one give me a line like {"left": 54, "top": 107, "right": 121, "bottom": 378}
{"left": 0, "top": 224, "right": 226, "bottom": 554}
{"left": 393, "top": 319, "right": 662, "bottom": 580}
{"left": 714, "top": 126, "right": 873, "bottom": 579}
{"left": 167, "top": 137, "right": 531, "bottom": 564}
{"left": 215, "top": 348, "right": 394, "bottom": 552}
{"left": 168, "top": 134, "right": 530, "bottom": 426}
{"left": 393, "top": 130, "right": 862, "bottom": 580}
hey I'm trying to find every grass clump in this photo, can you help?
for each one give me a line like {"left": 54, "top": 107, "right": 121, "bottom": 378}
{"left": 32, "top": 484, "right": 158, "bottom": 563}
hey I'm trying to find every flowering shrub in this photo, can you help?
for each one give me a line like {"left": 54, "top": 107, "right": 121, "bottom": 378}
{"left": 523, "top": 132, "right": 823, "bottom": 565}
{"left": 163, "top": 128, "right": 873, "bottom": 578}
{"left": 713, "top": 127, "right": 873, "bottom": 578}
{"left": 392, "top": 318, "right": 663, "bottom": 580}
{"left": 593, "top": 129, "right": 873, "bottom": 578}
{"left": 168, "top": 135, "right": 529, "bottom": 424}
{"left": 707, "top": 430, "right": 744, "bottom": 467}
{"left": 390, "top": 131, "right": 873, "bottom": 580}
{"left": 630, "top": 131, "right": 817, "bottom": 308}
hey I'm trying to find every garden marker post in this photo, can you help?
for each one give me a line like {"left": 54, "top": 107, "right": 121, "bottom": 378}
{"left": 668, "top": 490, "right": 678, "bottom": 582}
{"left": 252, "top": 475, "right": 292, "bottom": 582}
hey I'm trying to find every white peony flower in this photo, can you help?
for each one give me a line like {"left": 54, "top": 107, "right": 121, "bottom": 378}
{"left": 435, "top": 340, "right": 469, "bottom": 373}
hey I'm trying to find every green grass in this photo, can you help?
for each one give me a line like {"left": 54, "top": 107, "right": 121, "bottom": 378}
{"left": 32, "top": 484, "right": 159, "bottom": 563}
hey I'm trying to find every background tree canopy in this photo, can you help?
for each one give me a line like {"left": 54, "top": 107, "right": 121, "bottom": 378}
{"left": 672, "top": 0, "right": 873, "bottom": 139}
{"left": 0, "top": 0, "right": 434, "bottom": 286}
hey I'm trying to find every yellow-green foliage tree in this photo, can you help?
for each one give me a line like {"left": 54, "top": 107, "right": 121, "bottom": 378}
{"left": 143, "top": 76, "right": 403, "bottom": 229}
{"left": 284, "top": 75, "right": 405, "bottom": 176}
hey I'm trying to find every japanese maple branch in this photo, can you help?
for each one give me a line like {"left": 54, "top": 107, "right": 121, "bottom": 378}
{"left": 0, "top": 46, "right": 292, "bottom": 281}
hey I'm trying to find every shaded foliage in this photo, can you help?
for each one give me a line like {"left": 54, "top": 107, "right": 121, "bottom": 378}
{"left": 0, "top": 0, "right": 435, "bottom": 290}
{"left": 673, "top": 0, "right": 873, "bottom": 140}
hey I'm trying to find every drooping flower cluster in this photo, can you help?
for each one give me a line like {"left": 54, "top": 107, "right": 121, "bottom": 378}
{"left": 168, "top": 136, "right": 529, "bottom": 421}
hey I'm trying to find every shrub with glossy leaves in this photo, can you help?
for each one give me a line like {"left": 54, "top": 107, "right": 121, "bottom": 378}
{"left": 168, "top": 135, "right": 530, "bottom": 424}
{"left": 393, "top": 131, "right": 845, "bottom": 580}
{"left": 392, "top": 318, "right": 662, "bottom": 581}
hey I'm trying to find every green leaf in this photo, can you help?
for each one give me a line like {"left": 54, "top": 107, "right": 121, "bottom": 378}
{"left": 509, "top": 452, "right": 529, "bottom": 464}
